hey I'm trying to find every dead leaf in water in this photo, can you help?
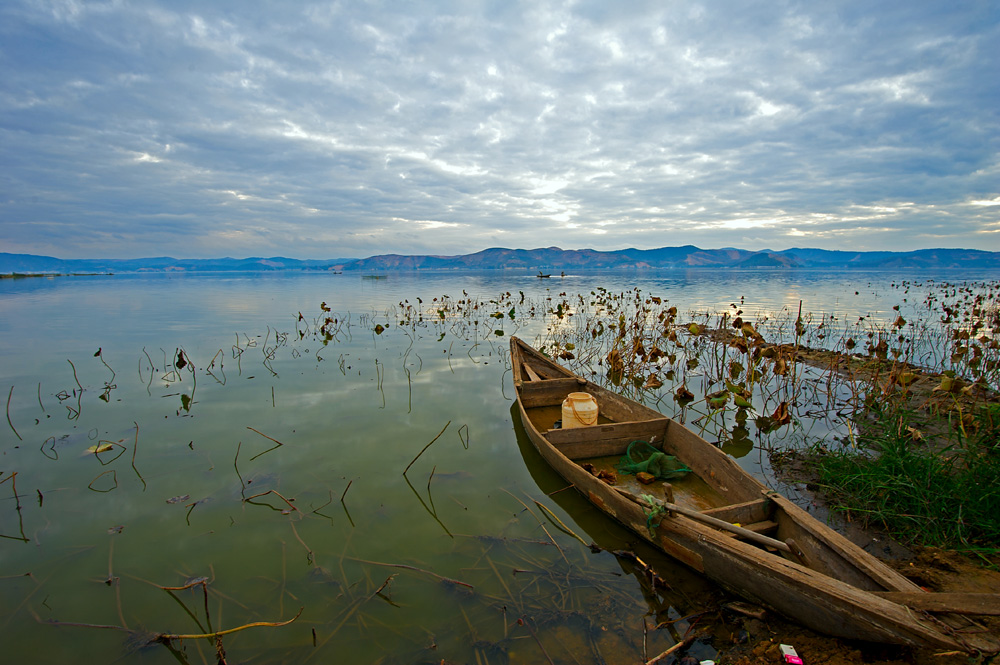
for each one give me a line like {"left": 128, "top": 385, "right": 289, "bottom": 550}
{"left": 606, "top": 348, "right": 624, "bottom": 374}
{"left": 771, "top": 402, "right": 791, "bottom": 426}
{"left": 674, "top": 384, "right": 694, "bottom": 403}
{"left": 166, "top": 495, "right": 190, "bottom": 504}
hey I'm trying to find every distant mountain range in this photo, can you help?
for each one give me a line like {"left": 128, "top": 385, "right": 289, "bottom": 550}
{"left": 0, "top": 254, "right": 357, "bottom": 274}
{"left": 3, "top": 246, "right": 1000, "bottom": 274}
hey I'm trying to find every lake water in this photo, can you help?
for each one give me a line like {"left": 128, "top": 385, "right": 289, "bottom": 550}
{"left": 0, "top": 268, "right": 994, "bottom": 664}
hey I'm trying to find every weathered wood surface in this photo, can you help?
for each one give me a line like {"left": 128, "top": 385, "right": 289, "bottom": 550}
{"left": 514, "top": 340, "right": 577, "bottom": 380}
{"left": 517, "top": 377, "right": 586, "bottom": 407}
{"left": 722, "top": 520, "right": 778, "bottom": 536}
{"left": 612, "top": 488, "right": 793, "bottom": 553}
{"left": 695, "top": 533, "right": 979, "bottom": 649}
{"left": 872, "top": 592, "right": 1000, "bottom": 615}
{"left": 508, "top": 336, "right": 1000, "bottom": 654}
{"left": 663, "top": 420, "right": 760, "bottom": 503}
{"left": 766, "top": 490, "right": 918, "bottom": 592}
{"left": 521, "top": 362, "right": 543, "bottom": 382}
{"left": 545, "top": 419, "right": 670, "bottom": 459}
{"left": 701, "top": 497, "right": 772, "bottom": 525}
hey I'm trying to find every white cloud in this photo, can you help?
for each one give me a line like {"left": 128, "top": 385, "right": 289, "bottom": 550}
{"left": 0, "top": 0, "right": 997, "bottom": 258}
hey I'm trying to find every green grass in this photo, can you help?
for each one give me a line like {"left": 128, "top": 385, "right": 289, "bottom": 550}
{"left": 808, "top": 404, "right": 1000, "bottom": 557}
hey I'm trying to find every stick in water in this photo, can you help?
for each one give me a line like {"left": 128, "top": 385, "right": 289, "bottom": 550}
{"left": 403, "top": 421, "right": 451, "bottom": 475}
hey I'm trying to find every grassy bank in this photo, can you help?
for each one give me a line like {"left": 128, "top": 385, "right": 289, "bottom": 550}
{"left": 798, "top": 403, "right": 1000, "bottom": 559}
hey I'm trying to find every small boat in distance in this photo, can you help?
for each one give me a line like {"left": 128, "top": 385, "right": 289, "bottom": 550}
{"left": 537, "top": 271, "right": 551, "bottom": 278}
{"left": 509, "top": 336, "right": 1000, "bottom": 653}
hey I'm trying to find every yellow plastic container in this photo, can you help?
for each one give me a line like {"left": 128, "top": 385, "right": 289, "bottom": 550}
{"left": 562, "top": 392, "right": 598, "bottom": 428}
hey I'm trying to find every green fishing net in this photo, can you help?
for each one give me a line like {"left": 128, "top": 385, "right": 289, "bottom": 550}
{"left": 616, "top": 440, "right": 691, "bottom": 480}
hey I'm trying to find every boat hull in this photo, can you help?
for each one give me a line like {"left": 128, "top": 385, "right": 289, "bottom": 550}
{"left": 510, "top": 337, "right": 999, "bottom": 653}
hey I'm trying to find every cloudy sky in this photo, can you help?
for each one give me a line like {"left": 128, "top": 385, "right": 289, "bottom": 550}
{"left": 1, "top": 0, "right": 998, "bottom": 259}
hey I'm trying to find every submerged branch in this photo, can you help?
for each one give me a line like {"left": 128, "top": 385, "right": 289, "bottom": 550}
{"left": 155, "top": 607, "right": 303, "bottom": 641}
{"left": 243, "top": 489, "right": 299, "bottom": 513}
{"left": 345, "top": 556, "right": 473, "bottom": 589}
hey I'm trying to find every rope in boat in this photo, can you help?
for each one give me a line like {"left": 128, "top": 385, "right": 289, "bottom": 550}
{"left": 616, "top": 440, "right": 691, "bottom": 480}
{"left": 641, "top": 494, "right": 669, "bottom": 534}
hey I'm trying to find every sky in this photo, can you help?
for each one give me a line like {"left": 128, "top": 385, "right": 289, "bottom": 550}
{"left": 1, "top": 0, "right": 998, "bottom": 260}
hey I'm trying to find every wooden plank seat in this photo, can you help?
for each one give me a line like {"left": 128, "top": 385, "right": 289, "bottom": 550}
{"left": 517, "top": 377, "right": 586, "bottom": 408}
{"left": 701, "top": 498, "right": 772, "bottom": 525}
{"left": 545, "top": 418, "right": 670, "bottom": 459}
{"left": 720, "top": 520, "right": 779, "bottom": 537}
{"left": 702, "top": 498, "right": 779, "bottom": 540}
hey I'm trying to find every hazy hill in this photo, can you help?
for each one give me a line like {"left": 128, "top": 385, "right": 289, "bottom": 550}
{"left": 3, "top": 246, "right": 1000, "bottom": 274}
{"left": 338, "top": 246, "right": 1000, "bottom": 271}
{"left": 0, "top": 254, "right": 356, "bottom": 274}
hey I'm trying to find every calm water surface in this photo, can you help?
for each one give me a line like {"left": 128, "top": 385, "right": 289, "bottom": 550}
{"left": 0, "top": 269, "right": 991, "bottom": 664}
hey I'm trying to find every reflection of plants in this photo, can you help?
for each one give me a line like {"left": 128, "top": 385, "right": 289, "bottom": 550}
{"left": 0, "top": 472, "right": 29, "bottom": 542}
{"left": 60, "top": 359, "right": 84, "bottom": 420}
{"left": 94, "top": 348, "right": 117, "bottom": 402}
{"left": 82, "top": 422, "right": 145, "bottom": 492}
{"left": 520, "top": 281, "right": 1000, "bottom": 450}
{"left": 14, "top": 280, "right": 1000, "bottom": 480}
{"left": 289, "top": 282, "right": 1000, "bottom": 451}
{"left": 40, "top": 572, "right": 302, "bottom": 664}
{"left": 6, "top": 385, "right": 22, "bottom": 441}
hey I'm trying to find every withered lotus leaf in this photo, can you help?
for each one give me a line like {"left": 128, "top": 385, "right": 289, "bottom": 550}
{"left": 771, "top": 402, "right": 791, "bottom": 426}
{"left": 674, "top": 384, "right": 694, "bottom": 402}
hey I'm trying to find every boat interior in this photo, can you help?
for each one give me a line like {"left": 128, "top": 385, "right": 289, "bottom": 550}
{"left": 514, "top": 342, "right": 899, "bottom": 589}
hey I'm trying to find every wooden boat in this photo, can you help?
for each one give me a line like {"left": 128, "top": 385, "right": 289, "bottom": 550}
{"left": 510, "top": 336, "right": 1000, "bottom": 653}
